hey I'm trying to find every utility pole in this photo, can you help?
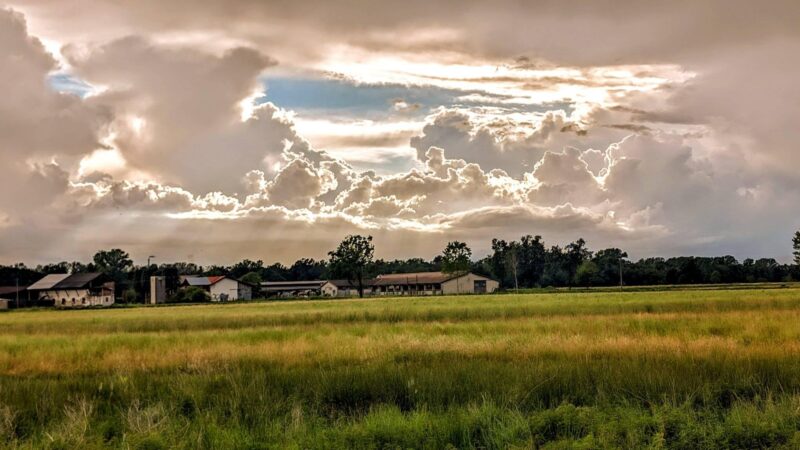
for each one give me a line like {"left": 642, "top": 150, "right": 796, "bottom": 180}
{"left": 142, "top": 255, "right": 156, "bottom": 304}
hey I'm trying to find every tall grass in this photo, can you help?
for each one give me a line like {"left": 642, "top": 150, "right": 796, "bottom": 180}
{"left": 0, "top": 288, "right": 799, "bottom": 448}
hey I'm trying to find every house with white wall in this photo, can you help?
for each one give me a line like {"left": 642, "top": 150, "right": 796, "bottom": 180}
{"left": 180, "top": 276, "right": 253, "bottom": 301}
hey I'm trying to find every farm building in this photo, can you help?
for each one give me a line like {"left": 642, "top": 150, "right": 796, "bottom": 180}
{"left": 328, "top": 279, "right": 374, "bottom": 297}
{"left": 180, "top": 276, "right": 253, "bottom": 301}
{"left": 372, "top": 272, "right": 499, "bottom": 295}
{"left": 261, "top": 280, "right": 373, "bottom": 298}
{"left": 261, "top": 272, "right": 499, "bottom": 298}
{"left": 28, "top": 273, "right": 115, "bottom": 308}
{"left": 0, "top": 285, "right": 30, "bottom": 308}
{"left": 261, "top": 280, "right": 339, "bottom": 298}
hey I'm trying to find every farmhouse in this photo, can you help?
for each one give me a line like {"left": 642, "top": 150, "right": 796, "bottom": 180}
{"left": 372, "top": 271, "right": 499, "bottom": 295}
{"left": 28, "top": 273, "right": 115, "bottom": 308}
{"left": 180, "top": 276, "right": 253, "bottom": 301}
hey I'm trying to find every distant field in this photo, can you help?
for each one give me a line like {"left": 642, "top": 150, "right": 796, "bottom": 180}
{"left": 2, "top": 288, "right": 800, "bottom": 449}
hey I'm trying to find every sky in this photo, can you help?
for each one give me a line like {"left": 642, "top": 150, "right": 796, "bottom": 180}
{"left": 0, "top": 1, "right": 799, "bottom": 265}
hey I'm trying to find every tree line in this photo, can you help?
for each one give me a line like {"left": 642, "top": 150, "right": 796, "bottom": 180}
{"left": 1, "top": 231, "right": 799, "bottom": 302}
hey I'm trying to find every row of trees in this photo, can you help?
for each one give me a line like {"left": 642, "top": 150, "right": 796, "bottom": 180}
{"left": 1, "top": 231, "right": 799, "bottom": 301}
{"left": 483, "top": 236, "right": 800, "bottom": 289}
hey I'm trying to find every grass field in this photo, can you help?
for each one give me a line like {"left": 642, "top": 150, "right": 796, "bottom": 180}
{"left": 2, "top": 288, "right": 800, "bottom": 448}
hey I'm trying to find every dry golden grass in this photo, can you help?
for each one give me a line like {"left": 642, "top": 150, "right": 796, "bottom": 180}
{"left": 2, "top": 287, "right": 800, "bottom": 448}
{"left": 1, "top": 288, "right": 799, "bottom": 375}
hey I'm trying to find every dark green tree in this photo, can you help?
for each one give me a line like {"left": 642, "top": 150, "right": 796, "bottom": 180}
{"left": 793, "top": 231, "right": 800, "bottom": 266}
{"left": 240, "top": 272, "right": 262, "bottom": 286}
{"left": 592, "top": 248, "right": 628, "bottom": 286}
{"left": 574, "top": 260, "right": 600, "bottom": 287}
{"left": 240, "top": 272, "right": 263, "bottom": 298}
{"left": 229, "top": 259, "right": 264, "bottom": 278}
{"left": 93, "top": 249, "right": 133, "bottom": 297}
{"left": 441, "top": 241, "right": 472, "bottom": 276}
{"left": 441, "top": 241, "right": 472, "bottom": 294}
{"left": 505, "top": 242, "right": 520, "bottom": 292}
{"left": 517, "top": 235, "right": 547, "bottom": 287}
{"left": 328, "top": 235, "right": 375, "bottom": 298}
{"left": 289, "top": 258, "right": 328, "bottom": 280}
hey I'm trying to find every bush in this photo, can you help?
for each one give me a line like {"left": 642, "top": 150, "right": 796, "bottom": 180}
{"left": 168, "top": 286, "right": 210, "bottom": 303}
{"left": 123, "top": 288, "right": 138, "bottom": 304}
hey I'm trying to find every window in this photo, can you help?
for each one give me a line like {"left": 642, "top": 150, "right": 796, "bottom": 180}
{"left": 81, "top": 298, "right": 86, "bottom": 304}
{"left": 71, "top": 298, "right": 76, "bottom": 305}
{"left": 61, "top": 299, "right": 65, "bottom": 305}
{"left": 474, "top": 280, "right": 487, "bottom": 294}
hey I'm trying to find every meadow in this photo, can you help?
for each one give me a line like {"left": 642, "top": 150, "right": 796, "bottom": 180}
{"left": 1, "top": 288, "right": 800, "bottom": 448}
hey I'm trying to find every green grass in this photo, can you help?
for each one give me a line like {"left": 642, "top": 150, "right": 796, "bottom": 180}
{"left": 1, "top": 288, "right": 800, "bottom": 448}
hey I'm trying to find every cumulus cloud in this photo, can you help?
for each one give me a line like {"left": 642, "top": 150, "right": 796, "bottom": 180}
{"left": 1, "top": 3, "right": 799, "bottom": 264}
{"left": 0, "top": 8, "right": 103, "bottom": 223}
{"left": 410, "top": 107, "right": 632, "bottom": 176}
{"left": 66, "top": 36, "right": 300, "bottom": 193}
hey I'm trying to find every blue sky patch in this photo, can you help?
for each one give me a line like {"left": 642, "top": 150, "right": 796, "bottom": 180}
{"left": 48, "top": 73, "right": 94, "bottom": 98}
{"left": 259, "top": 75, "right": 573, "bottom": 119}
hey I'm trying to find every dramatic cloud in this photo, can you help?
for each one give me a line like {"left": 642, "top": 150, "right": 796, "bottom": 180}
{"left": 1, "top": 2, "right": 799, "bottom": 264}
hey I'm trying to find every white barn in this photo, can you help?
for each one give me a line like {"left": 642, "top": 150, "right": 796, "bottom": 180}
{"left": 180, "top": 276, "right": 253, "bottom": 301}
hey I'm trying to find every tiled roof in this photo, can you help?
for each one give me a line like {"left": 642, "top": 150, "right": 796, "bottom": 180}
{"left": 181, "top": 275, "right": 231, "bottom": 287}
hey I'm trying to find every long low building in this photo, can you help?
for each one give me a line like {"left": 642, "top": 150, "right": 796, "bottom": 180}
{"left": 262, "top": 272, "right": 498, "bottom": 298}
{"left": 371, "top": 271, "right": 499, "bottom": 296}
{"left": 28, "top": 273, "right": 115, "bottom": 308}
{"left": 261, "top": 280, "right": 336, "bottom": 297}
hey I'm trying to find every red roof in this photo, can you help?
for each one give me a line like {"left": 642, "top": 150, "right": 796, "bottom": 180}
{"left": 208, "top": 276, "right": 226, "bottom": 285}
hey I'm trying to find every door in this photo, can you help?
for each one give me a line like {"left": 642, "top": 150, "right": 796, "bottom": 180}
{"left": 474, "top": 280, "right": 487, "bottom": 294}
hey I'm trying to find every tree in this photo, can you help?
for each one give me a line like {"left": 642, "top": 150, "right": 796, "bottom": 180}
{"left": 541, "top": 245, "right": 570, "bottom": 287}
{"left": 565, "top": 238, "right": 592, "bottom": 286}
{"left": 592, "top": 248, "right": 628, "bottom": 287}
{"left": 328, "top": 235, "right": 375, "bottom": 298}
{"left": 93, "top": 249, "right": 133, "bottom": 297}
{"left": 240, "top": 272, "right": 262, "bottom": 297}
{"left": 793, "top": 231, "right": 800, "bottom": 266}
{"left": 441, "top": 241, "right": 472, "bottom": 294}
{"left": 289, "top": 258, "right": 328, "bottom": 280}
{"left": 93, "top": 249, "right": 133, "bottom": 275}
{"left": 441, "top": 241, "right": 472, "bottom": 275}
{"left": 169, "top": 286, "right": 210, "bottom": 303}
{"left": 505, "top": 243, "right": 519, "bottom": 292}
{"left": 574, "top": 260, "right": 600, "bottom": 287}
{"left": 122, "top": 288, "right": 138, "bottom": 304}
{"left": 240, "top": 271, "right": 262, "bottom": 285}
{"left": 229, "top": 259, "right": 264, "bottom": 278}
